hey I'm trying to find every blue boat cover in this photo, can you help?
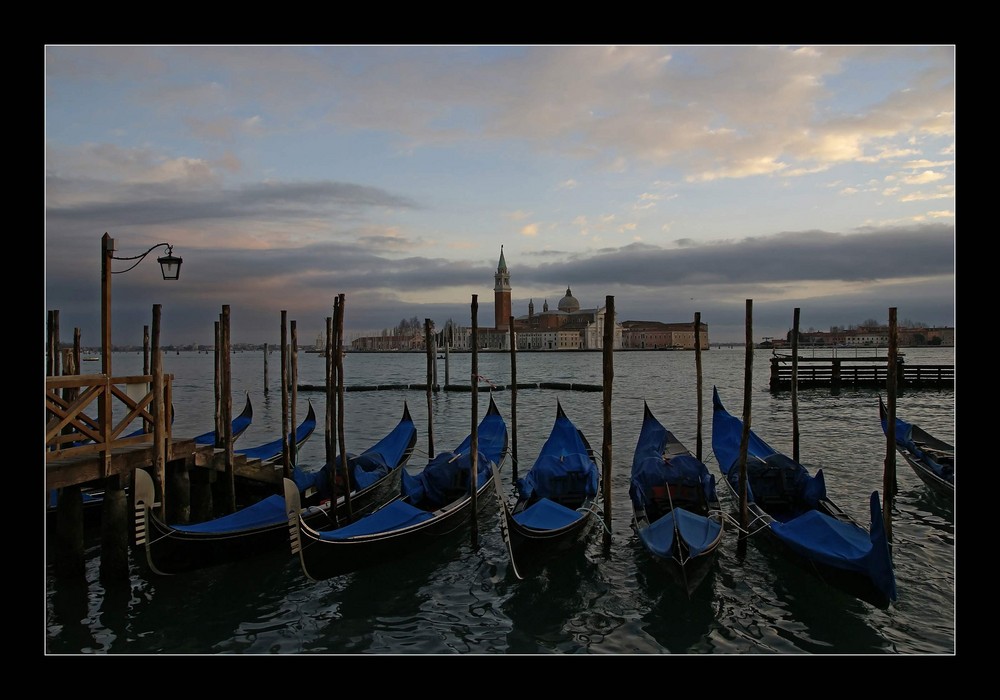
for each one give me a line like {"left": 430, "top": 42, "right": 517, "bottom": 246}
{"left": 630, "top": 454, "right": 715, "bottom": 507}
{"left": 194, "top": 395, "right": 251, "bottom": 445}
{"left": 296, "top": 451, "right": 397, "bottom": 498}
{"left": 639, "top": 506, "right": 722, "bottom": 559}
{"left": 401, "top": 450, "right": 492, "bottom": 508}
{"left": 512, "top": 497, "right": 584, "bottom": 530}
{"left": 516, "top": 408, "right": 599, "bottom": 503}
{"left": 712, "top": 387, "right": 897, "bottom": 603}
{"left": 235, "top": 405, "right": 316, "bottom": 462}
{"left": 312, "top": 399, "right": 507, "bottom": 541}
{"left": 883, "top": 412, "right": 954, "bottom": 483}
{"left": 317, "top": 499, "right": 433, "bottom": 540}
{"left": 172, "top": 493, "right": 285, "bottom": 533}
{"left": 711, "top": 388, "right": 826, "bottom": 509}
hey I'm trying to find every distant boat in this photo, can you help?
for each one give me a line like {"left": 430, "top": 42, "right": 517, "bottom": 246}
{"left": 83, "top": 356, "right": 99, "bottom": 362}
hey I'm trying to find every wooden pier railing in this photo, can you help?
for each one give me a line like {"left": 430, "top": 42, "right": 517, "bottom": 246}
{"left": 45, "top": 372, "right": 176, "bottom": 492}
{"left": 769, "top": 355, "right": 954, "bottom": 391}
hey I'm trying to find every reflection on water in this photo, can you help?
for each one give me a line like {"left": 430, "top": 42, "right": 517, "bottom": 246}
{"left": 46, "top": 347, "right": 955, "bottom": 654}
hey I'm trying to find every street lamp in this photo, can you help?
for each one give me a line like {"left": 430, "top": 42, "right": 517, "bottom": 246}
{"left": 101, "top": 232, "right": 182, "bottom": 377}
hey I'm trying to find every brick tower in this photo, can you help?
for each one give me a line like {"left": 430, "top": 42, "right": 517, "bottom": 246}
{"left": 494, "top": 246, "right": 511, "bottom": 330}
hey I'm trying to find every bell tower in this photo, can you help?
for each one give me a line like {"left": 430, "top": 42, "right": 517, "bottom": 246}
{"left": 494, "top": 245, "right": 511, "bottom": 330}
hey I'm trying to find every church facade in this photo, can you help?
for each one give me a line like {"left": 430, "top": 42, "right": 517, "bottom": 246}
{"left": 482, "top": 247, "right": 622, "bottom": 351}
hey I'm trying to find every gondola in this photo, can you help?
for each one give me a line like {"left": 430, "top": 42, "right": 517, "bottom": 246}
{"left": 133, "top": 402, "right": 417, "bottom": 575}
{"left": 192, "top": 392, "right": 254, "bottom": 445}
{"left": 711, "top": 387, "right": 897, "bottom": 607}
{"left": 495, "top": 400, "right": 599, "bottom": 577}
{"left": 234, "top": 400, "right": 316, "bottom": 463}
{"left": 879, "top": 396, "right": 954, "bottom": 500}
{"left": 283, "top": 395, "right": 508, "bottom": 581}
{"left": 629, "top": 401, "right": 724, "bottom": 596}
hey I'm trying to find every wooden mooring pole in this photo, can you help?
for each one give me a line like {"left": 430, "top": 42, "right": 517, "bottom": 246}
{"left": 736, "top": 299, "right": 753, "bottom": 558}
{"left": 883, "top": 307, "right": 898, "bottom": 541}
{"left": 470, "top": 295, "right": 479, "bottom": 548}
{"left": 508, "top": 315, "right": 519, "bottom": 483}
{"left": 336, "top": 294, "right": 351, "bottom": 520}
{"left": 791, "top": 308, "right": 800, "bottom": 463}
{"left": 694, "top": 312, "right": 703, "bottom": 462}
{"left": 425, "top": 318, "right": 435, "bottom": 457}
{"left": 602, "top": 295, "right": 614, "bottom": 548}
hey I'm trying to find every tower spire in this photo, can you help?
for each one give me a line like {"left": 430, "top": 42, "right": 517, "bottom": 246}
{"left": 494, "top": 245, "right": 511, "bottom": 330}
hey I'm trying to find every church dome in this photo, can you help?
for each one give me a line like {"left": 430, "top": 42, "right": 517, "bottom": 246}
{"left": 557, "top": 287, "right": 580, "bottom": 313}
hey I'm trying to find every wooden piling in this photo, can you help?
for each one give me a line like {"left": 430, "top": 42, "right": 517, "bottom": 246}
{"left": 791, "top": 308, "right": 800, "bottom": 463}
{"left": 221, "top": 306, "right": 235, "bottom": 513}
{"left": 602, "top": 295, "right": 614, "bottom": 548}
{"left": 508, "top": 315, "right": 519, "bottom": 483}
{"left": 883, "top": 308, "right": 898, "bottom": 541}
{"left": 336, "top": 294, "right": 351, "bottom": 520}
{"left": 152, "top": 305, "right": 167, "bottom": 520}
{"left": 694, "top": 312, "right": 703, "bottom": 462}
{"left": 330, "top": 301, "right": 341, "bottom": 512}
{"left": 263, "top": 343, "right": 269, "bottom": 396}
{"left": 53, "top": 313, "right": 85, "bottom": 576}
{"left": 324, "top": 314, "right": 335, "bottom": 513}
{"left": 425, "top": 318, "right": 435, "bottom": 457}
{"left": 280, "top": 311, "right": 290, "bottom": 479}
{"left": 737, "top": 300, "right": 753, "bottom": 547}
{"left": 290, "top": 320, "right": 299, "bottom": 469}
{"left": 471, "top": 295, "right": 479, "bottom": 547}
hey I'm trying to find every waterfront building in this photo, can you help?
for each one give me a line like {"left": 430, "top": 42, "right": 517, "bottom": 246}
{"left": 620, "top": 320, "right": 709, "bottom": 350}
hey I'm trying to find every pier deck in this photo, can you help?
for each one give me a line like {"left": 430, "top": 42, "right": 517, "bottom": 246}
{"left": 769, "top": 354, "right": 954, "bottom": 391}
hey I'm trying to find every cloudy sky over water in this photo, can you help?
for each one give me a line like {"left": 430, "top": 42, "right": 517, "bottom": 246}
{"left": 44, "top": 45, "right": 955, "bottom": 346}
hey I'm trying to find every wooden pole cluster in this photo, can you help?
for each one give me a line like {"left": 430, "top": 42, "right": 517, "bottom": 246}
{"left": 325, "top": 314, "right": 335, "bottom": 511}
{"left": 601, "top": 295, "right": 614, "bottom": 547}
{"left": 280, "top": 311, "right": 290, "bottom": 479}
{"left": 290, "top": 320, "right": 299, "bottom": 470}
{"left": 49, "top": 310, "right": 85, "bottom": 577}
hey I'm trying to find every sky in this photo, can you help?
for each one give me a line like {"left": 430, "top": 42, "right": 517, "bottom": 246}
{"left": 44, "top": 45, "right": 955, "bottom": 347}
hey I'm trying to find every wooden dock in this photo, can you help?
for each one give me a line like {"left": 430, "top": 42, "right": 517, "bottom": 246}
{"left": 46, "top": 369, "right": 288, "bottom": 581}
{"left": 769, "top": 354, "right": 954, "bottom": 391}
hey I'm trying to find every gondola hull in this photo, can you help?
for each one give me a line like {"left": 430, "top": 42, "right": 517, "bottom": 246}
{"left": 630, "top": 402, "right": 724, "bottom": 597}
{"left": 134, "top": 403, "right": 415, "bottom": 575}
{"left": 285, "top": 395, "right": 508, "bottom": 581}
{"left": 498, "top": 401, "right": 600, "bottom": 573}
{"left": 879, "top": 396, "right": 954, "bottom": 500}
{"left": 287, "top": 475, "right": 497, "bottom": 581}
{"left": 713, "top": 387, "right": 896, "bottom": 607}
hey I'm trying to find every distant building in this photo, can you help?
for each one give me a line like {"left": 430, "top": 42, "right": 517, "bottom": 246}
{"left": 620, "top": 320, "right": 709, "bottom": 350}
{"left": 791, "top": 325, "right": 954, "bottom": 347}
{"left": 479, "top": 249, "right": 621, "bottom": 350}
{"left": 349, "top": 248, "right": 712, "bottom": 351}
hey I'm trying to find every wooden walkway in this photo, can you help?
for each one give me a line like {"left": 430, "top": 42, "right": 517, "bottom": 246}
{"left": 769, "top": 355, "right": 954, "bottom": 391}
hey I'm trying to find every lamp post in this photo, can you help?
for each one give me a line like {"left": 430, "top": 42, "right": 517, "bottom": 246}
{"left": 101, "top": 232, "right": 182, "bottom": 377}
{"left": 97, "top": 232, "right": 182, "bottom": 582}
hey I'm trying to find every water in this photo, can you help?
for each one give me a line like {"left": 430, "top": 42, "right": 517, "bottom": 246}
{"left": 45, "top": 346, "right": 956, "bottom": 655}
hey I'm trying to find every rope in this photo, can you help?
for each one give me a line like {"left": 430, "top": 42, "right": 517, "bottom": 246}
{"left": 473, "top": 373, "right": 498, "bottom": 388}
